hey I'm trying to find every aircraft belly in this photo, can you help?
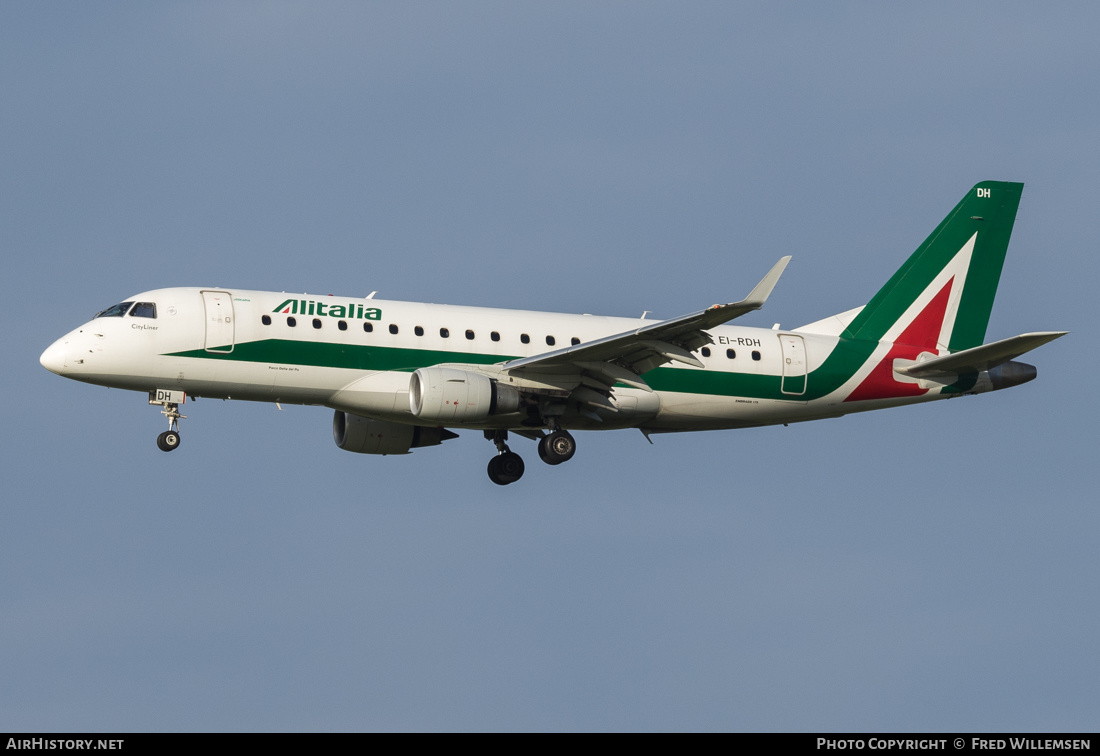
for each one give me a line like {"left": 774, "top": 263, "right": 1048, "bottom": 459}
{"left": 649, "top": 391, "right": 824, "bottom": 430}
{"left": 156, "top": 357, "right": 340, "bottom": 405}
{"left": 248, "top": 362, "right": 352, "bottom": 405}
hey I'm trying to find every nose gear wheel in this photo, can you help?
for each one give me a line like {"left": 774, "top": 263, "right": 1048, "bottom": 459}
{"left": 157, "top": 430, "right": 181, "bottom": 452}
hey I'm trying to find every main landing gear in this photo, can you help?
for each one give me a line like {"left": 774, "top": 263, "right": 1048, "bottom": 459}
{"left": 486, "top": 430, "right": 525, "bottom": 486}
{"left": 537, "top": 430, "right": 576, "bottom": 465}
{"left": 484, "top": 428, "right": 577, "bottom": 485}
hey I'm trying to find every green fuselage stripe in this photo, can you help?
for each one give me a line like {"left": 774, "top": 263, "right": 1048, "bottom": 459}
{"left": 171, "top": 340, "right": 505, "bottom": 372}
{"left": 165, "top": 336, "right": 902, "bottom": 403}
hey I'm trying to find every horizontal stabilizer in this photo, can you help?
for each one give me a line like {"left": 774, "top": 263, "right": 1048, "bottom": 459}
{"left": 895, "top": 331, "right": 1067, "bottom": 377}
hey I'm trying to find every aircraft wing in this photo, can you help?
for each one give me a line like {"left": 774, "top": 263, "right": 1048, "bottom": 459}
{"left": 895, "top": 331, "right": 1068, "bottom": 377}
{"left": 502, "top": 257, "right": 791, "bottom": 392}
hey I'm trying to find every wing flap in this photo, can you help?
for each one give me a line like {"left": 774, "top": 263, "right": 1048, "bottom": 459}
{"left": 576, "top": 360, "right": 654, "bottom": 392}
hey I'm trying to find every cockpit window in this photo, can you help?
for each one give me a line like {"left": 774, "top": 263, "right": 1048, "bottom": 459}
{"left": 131, "top": 302, "right": 157, "bottom": 318}
{"left": 94, "top": 301, "right": 134, "bottom": 318}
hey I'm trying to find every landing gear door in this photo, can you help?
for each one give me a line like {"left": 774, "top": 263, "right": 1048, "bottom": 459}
{"left": 201, "top": 290, "right": 234, "bottom": 353}
{"left": 780, "top": 334, "right": 807, "bottom": 396}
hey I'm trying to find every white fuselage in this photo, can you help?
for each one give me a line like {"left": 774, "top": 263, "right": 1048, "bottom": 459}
{"left": 40, "top": 287, "right": 969, "bottom": 434}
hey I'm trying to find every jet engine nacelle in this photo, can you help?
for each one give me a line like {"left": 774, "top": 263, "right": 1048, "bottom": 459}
{"left": 409, "top": 367, "right": 521, "bottom": 422}
{"left": 333, "top": 411, "right": 457, "bottom": 455}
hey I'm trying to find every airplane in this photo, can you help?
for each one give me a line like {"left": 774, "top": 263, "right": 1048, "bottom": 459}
{"left": 40, "top": 181, "right": 1065, "bottom": 485}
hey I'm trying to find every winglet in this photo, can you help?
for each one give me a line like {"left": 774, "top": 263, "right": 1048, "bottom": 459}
{"left": 744, "top": 256, "right": 791, "bottom": 308}
{"left": 688, "top": 256, "right": 793, "bottom": 332}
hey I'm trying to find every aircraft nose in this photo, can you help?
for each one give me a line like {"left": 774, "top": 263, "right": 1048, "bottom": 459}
{"left": 40, "top": 339, "right": 68, "bottom": 375}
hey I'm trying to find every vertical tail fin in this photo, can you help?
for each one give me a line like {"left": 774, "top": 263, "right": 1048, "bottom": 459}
{"left": 842, "top": 181, "right": 1023, "bottom": 352}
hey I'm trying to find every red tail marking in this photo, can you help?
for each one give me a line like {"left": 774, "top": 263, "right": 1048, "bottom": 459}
{"left": 844, "top": 278, "right": 954, "bottom": 402}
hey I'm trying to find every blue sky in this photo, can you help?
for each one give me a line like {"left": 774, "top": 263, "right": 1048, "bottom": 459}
{"left": 2, "top": 2, "right": 1096, "bottom": 731}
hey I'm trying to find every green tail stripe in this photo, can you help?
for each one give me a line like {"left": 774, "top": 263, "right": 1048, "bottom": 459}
{"left": 842, "top": 181, "right": 1023, "bottom": 351}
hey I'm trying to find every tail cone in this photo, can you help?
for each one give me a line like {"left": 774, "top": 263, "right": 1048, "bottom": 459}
{"left": 988, "top": 361, "right": 1037, "bottom": 390}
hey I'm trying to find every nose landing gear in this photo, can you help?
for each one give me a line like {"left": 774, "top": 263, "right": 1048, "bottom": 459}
{"left": 150, "top": 390, "right": 186, "bottom": 452}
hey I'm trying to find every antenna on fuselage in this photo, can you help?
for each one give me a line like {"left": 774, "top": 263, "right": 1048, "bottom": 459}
{"left": 366, "top": 291, "right": 377, "bottom": 299}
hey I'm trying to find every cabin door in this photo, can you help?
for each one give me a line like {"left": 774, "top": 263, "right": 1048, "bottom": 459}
{"left": 779, "top": 334, "right": 807, "bottom": 396}
{"left": 201, "top": 290, "right": 235, "bottom": 353}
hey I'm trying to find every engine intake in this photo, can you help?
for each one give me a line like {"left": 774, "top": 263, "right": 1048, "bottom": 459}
{"left": 409, "top": 367, "right": 521, "bottom": 422}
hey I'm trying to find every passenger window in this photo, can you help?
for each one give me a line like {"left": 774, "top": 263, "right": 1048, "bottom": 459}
{"left": 520, "top": 334, "right": 530, "bottom": 344}
{"left": 491, "top": 331, "right": 500, "bottom": 342}
{"left": 546, "top": 335, "right": 556, "bottom": 346}
{"left": 338, "top": 320, "right": 348, "bottom": 331}
{"left": 363, "top": 322, "right": 373, "bottom": 333}
{"left": 700, "top": 347, "right": 711, "bottom": 357}
{"left": 262, "top": 315, "right": 272, "bottom": 326}
{"left": 94, "top": 302, "right": 133, "bottom": 318}
{"left": 389, "top": 324, "right": 399, "bottom": 335}
{"left": 312, "top": 318, "right": 322, "bottom": 329}
{"left": 415, "top": 326, "right": 424, "bottom": 336}
{"left": 131, "top": 302, "right": 157, "bottom": 318}
{"left": 726, "top": 349, "right": 735, "bottom": 359}
{"left": 465, "top": 330, "right": 475, "bottom": 340}
{"left": 287, "top": 316, "right": 297, "bottom": 327}
{"left": 752, "top": 350, "right": 761, "bottom": 361}
{"left": 440, "top": 327, "right": 450, "bottom": 338}
{"left": 571, "top": 337, "right": 580, "bottom": 346}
